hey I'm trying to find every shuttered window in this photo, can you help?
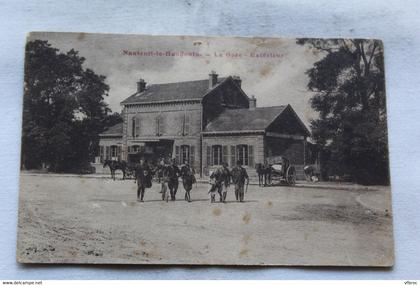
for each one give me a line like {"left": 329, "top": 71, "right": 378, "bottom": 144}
{"left": 117, "top": 146, "right": 122, "bottom": 161}
{"left": 237, "top": 144, "right": 248, "bottom": 166}
{"left": 180, "top": 145, "right": 190, "bottom": 165}
{"left": 183, "top": 113, "right": 190, "bottom": 135}
{"left": 111, "top": 146, "right": 118, "bottom": 158}
{"left": 206, "top": 145, "right": 211, "bottom": 166}
{"left": 182, "top": 111, "right": 190, "bottom": 136}
{"left": 190, "top": 145, "right": 195, "bottom": 168}
{"left": 135, "top": 117, "right": 140, "bottom": 137}
{"left": 155, "top": 115, "right": 161, "bottom": 136}
{"left": 212, "top": 145, "right": 222, "bottom": 165}
{"left": 131, "top": 145, "right": 139, "bottom": 153}
{"left": 100, "top": 146, "right": 104, "bottom": 162}
{"left": 175, "top": 145, "right": 180, "bottom": 164}
{"left": 131, "top": 117, "right": 136, "bottom": 138}
{"left": 105, "top": 146, "right": 110, "bottom": 160}
{"left": 230, "top": 145, "right": 236, "bottom": 167}
{"left": 159, "top": 114, "right": 164, "bottom": 135}
{"left": 222, "top": 145, "right": 229, "bottom": 164}
{"left": 248, "top": 145, "right": 254, "bottom": 167}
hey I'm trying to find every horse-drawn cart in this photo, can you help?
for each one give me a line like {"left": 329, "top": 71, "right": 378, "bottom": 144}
{"left": 266, "top": 156, "right": 296, "bottom": 186}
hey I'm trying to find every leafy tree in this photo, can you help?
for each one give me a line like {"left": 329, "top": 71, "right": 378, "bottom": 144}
{"left": 297, "top": 39, "right": 389, "bottom": 185}
{"left": 22, "top": 40, "right": 122, "bottom": 172}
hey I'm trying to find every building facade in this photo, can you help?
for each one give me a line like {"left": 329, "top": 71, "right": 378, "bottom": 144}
{"left": 94, "top": 72, "right": 311, "bottom": 178}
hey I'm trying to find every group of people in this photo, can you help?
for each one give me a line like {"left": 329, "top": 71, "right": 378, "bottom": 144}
{"left": 132, "top": 158, "right": 249, "bottom": 203}
{"left": 209, "top": 160, "right": 249, "bottom": 203}
{"left": 134, "top": 158, "right": 196, "bottom": 202}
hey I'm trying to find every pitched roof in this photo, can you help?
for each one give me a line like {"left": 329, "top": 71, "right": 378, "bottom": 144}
{"left": 100, "top": 122, "right": 123, "bottom": 136}
{"left": 121, "top": 77, "right": 227, "bottom": 104}
{"left": 203, "top": 106, "right": 287, "bottom": 133}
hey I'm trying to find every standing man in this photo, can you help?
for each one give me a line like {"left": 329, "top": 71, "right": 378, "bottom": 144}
{"left": 135, "top": 158, "right": 151, "bottom": 202}
{"left": 180, "top": 163, "right": 196, "bottom": 202}
{"left": 231, "top": 160, "right": 249, "bottom": 202}
{"left": 220, "top": 162, "right": 231, "bottom": 203}
{"left": 167, "top": 158, "right": 180, "bottom": 201}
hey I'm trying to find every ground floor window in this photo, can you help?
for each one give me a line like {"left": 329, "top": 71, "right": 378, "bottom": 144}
{"left": 237, "top": 144, "right": 248, "bottom": 166}
{"left": 110, "top": 145, "right": 121, "bottom": 160}
{"left": 111, "top": 145, "right": 118, "bottom": 158}
{"left": 206, "top": 144, "right": 254, "bottom": 167}
{"left": 99, "top": 146, "right": 104, "bottom": 163}
{"left": 175, "top": 145, "right": 195, "bottom": 167}
{"left": 212, "top": 145, "right": 222, "bottom": 165}
{"left": 105, "top": 146, "right": 110, "bottom": 160}
{"left": 181, "top": 145, "right": 190, "bottom": 164}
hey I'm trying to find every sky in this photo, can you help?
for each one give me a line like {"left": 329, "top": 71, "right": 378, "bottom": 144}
{"left": 28, "top": 32, "right": 324, "bottom": 127}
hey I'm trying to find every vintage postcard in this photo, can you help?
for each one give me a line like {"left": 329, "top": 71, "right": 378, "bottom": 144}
{"left": 17, "top": 32, "right": 394, "bottom": 266}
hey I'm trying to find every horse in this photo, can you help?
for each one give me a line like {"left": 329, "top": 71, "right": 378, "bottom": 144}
{"left": 180, "top": 164, "right": 196, "bottom": 202}
{"left": 103, "top": 160, "right": 127, "bottom": 180}
{"left": 255, "top": 163, "right": 272, "bottom": 186}
{"left": 263, "top": 163, "right": 272, "bottom": 186}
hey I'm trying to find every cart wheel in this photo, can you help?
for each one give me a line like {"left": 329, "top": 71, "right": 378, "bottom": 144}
{"left": 286, "top": 166, "right": 296, "bottom": 185}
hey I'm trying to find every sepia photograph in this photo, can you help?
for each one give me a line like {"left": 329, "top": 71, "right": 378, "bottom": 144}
{"left": 17, "top": 32, "right": 393, "bottom": 266}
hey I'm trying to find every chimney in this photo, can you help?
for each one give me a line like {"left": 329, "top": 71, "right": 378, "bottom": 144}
{"left": 137, "top": 78, "right": 146, "bottom": 93}
{"left": 232, "top": 75, "right": 242, "bottom": 87}
{"left": 209, "top": 71, "right": 218, "bottom": 89}
{"left": 249, "top": 95, "right": 257, "bottom": 109}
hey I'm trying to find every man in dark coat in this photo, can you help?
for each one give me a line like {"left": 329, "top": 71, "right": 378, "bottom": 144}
{"left": 180, "top": 163, "right": 196, "bottom": 202}
{"left": 135, "top": 159, "right": 152, "bottom": 202}
{"left": 231, "top": 160, "right": 249, "bottom": 202}
{"left": 166, "top": 158, "right": 180, "bottom": 201}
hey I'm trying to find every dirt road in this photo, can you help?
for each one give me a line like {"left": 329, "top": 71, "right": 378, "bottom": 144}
{"left": 17, "top": 174, "right": 394, "bottom": 266}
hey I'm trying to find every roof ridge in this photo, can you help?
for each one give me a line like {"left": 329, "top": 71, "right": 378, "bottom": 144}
{"left": 147, "top": 77, "right": 226, "bottom": 87}
{"left": 221, "top": 105, "right": 287, "bottom": 112}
